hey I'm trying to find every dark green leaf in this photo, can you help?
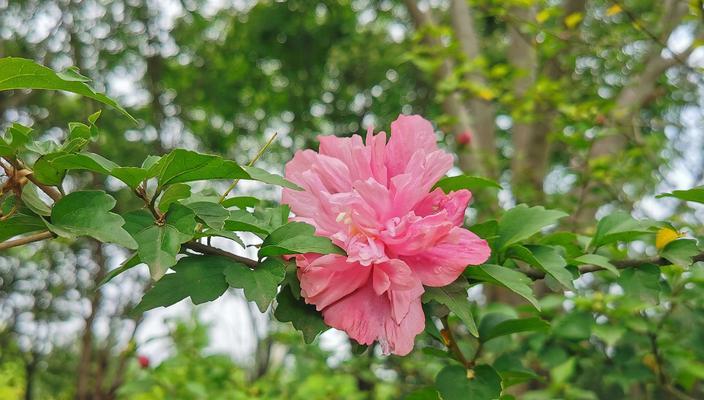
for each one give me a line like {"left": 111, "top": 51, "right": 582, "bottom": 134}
{"left": 156, "top": 149, "right": 248, "bottom": 185}
{"left": 51, "top": 152, "right": 118, "bottom": 175}
{"left": 20, "top": 183, "right": 51, "bottom": 216}
{"left": 616, "top": 264, "right": 662, "bottom": 303}
{"left": 589, "top": 211, "right": 653, "bottom": 249}
{"left": 185, "top": 201, "right": 229, "bottom": 230}
{"left": 573, "top": 254, "right": 619, "bottom": 276}
{"left": 509, "top": 245, "right": 574, "bottom": 290}
{"left": 221, "top": 196, "right": 260, "bottom": 209}
{"left": 98, "top": 253, "right": 142, "bottom": 286}
{"left": 131, "top": 255, "right": 232, "bottom": 314}
{"left": 0, "top": 213, "right": 47, "bottom": 242}
{"left": 661, "top": 239, "right": 700, "bottom": 266}
{"left": 274, "top": 284, "right": 327, "bottom": 344}
{"left": 482, "top": 317, "right": 549, "bottom": 342}
{"left": 657, "top": 186, "right": 704, "bottom": 204}
{"left": 422, "top": 279, "right": 478, "bottom": 337}
{"left": 158, "top": 183, "right": 191, "bottom": 212}
{"left": 436, "top": 364, "right": 502, "bottom": 400}
{"left": 223, "top": 257, "right": 286, "bottom": 312}
{"left": 49, "top": 191, "right": 137, "bottom": 249}
{"left": 111, "top": 167, "right": 148, "bottom": 189}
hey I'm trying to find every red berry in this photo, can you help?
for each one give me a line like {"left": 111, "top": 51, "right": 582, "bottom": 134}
{"left": 457, "top": 130, "right": 473, "bottom": 146}
{"left": 138, "top": 355, "right": 150, "bottom": 369}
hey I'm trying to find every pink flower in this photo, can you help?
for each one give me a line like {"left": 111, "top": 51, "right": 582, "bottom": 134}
{"left": 282, "top": 114, "right": 490, "bottom": 355}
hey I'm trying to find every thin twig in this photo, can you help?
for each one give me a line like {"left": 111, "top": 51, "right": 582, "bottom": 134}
{"left": 0, "top": 231, "right": 55, "bottom": 251}
{"left": 219, "top": 132, "right": 278, "bottom": 203}
{"left": 182, "top": 241, "right": 258, "bottom": 268}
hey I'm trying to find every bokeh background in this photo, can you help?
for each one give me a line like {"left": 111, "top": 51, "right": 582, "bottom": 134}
{"left": 1, "top": 0, "right": 703, "bottom": 399}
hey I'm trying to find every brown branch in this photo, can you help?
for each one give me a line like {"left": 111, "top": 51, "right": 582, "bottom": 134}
{"left": 183, "top": 241, "right": 258, "bottom": 268}
{"left": 523, "top": 252, "right": 704, "bottom": 280}
{"left": 0, "top": 231, "right": 55, "bottom": 251}
{"left": 440, "top": 315, "right": 470, "bottom": 368}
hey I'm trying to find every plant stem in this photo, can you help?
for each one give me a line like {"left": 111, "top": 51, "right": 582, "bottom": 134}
{"left": 0, "top": 231, "right": 55, "bottom": 251}
{"left": 440, "top": 316, "right": 470, "bottom": 368}
{"left": 219, "top": 132, "right": 278, "bottom": 203}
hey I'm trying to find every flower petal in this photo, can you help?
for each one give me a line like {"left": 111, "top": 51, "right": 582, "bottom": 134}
{"left": 298, "top": 254, "right": 371, "bottom": 310}
{"left": 386, "top": 114, "right": 438, "bottom": 177}
{"left": 401, "top": 227, "right": 491, "bottom": 287}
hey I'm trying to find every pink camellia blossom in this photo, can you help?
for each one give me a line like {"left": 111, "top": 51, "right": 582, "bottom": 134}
{"left": 282, "top": 114, "right": 490, "bottom": 355}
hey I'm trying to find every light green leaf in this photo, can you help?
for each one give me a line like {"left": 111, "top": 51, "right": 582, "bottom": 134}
{"left": 656, "top": 186, "right": 704, "bottom": 204}
{"left": 259, "top": 222, "right": 345, "bottom": 258}
{"left": 274, "top": 284, "right": 327, "bottom": 344}
{"left": 573, "top": 254, "right": 619, "bottom": 276}
{"left": 49, "top": 191, "right": 137, "bottom": 249}
{"left": 466, "top": 265, "right": 540, "bottom": 310}
{"left": 434, "top": 175, "right": 502, "bottom": 193}
{"left": 0, "top": 58, "right": 136, "bottom": 122}
{"left": 0, "top": 123, "right": 33, "bottom": 156}
{"left": 661, "top": 239, "right": 700, "bottom": 266}
{"left": 496, "top": 205, "right": 567, "bottom": 250}
{"left": 422, "top": 279, "right": 478, "bottom": 337}
{"left": 224, "top": 210, "right": 271, "bottom": 235}
{"left": 133, "top": 225, "right": 182, "bottom": 281}
{"left": 20, "top": 183, "right": 51, "bottom": 216}
{"left": 224, "top": 257, "right": 286, "bottom": 312}
{"left": 221, "top": 196, "right": 260, "bottom": 209}
{"left": 241, "top": 165, "right": 303, "bottom": 190}
{"left": 589, "top": 211, "right": 653, "bottom": 249}
{"left": 131, "top": 255, "right": 232, "bottom": 314}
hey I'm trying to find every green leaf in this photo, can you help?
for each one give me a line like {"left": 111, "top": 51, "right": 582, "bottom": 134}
{"left": 98, "top": 253, "right": 142, "bottom": 287}
{"left": 552, "top": 311, "right": 593, "bottom": 340}
{"left": 0, "top": 212, "right": 47, "bottom": 242}
{"left": 158, "top": 183, "right": 191, "bottom": 212}
{"left": 224, "top": 210, "right": 271, "bottom": 235}
{"left": 657, "top": 186, "right": 704, "bottom": 204}
{"left": 259, "top": 222, "right": 345, "bottom": 258}
{"left": 422, "top": 279, "right": 478, "bottom": 337}
{"left": 466, "top": 265, "right": 540, "bottom": 310}
{"left": 0, "top": 58, "right": 136, "bottom": 123}
{"left": 110, "top": 167, "right": 148, "bottom": 189}
{"left": 589, "top": 211, "right": 653, "bottom": 249}
{"left": 661, "top": 239, "right": 700, "bottom": 266}
{"left": 0, "top": 123, "right": 33, "bottom": 156}
{"left": 32, "top": 153, "right": 66, "bottom": 185}
{"left": 223, "top": 257, "right": 286, "bottom": 312}
{"left": 433, "top": 175, "right": 502, "bottom": 193}
{"left": 493, "top": 354, "right": 540, "bottom": 388}
{"left": 132, "top": 255, "right": 232, "bottom": 314}
{"left": 274, "top": 284, "right": 327, "bottom": 344}
{"left": 51, "top": 152, "right": 118, "bottom": 175}
{"left": 573, "top": 254, "right": 619, "bottom": 276}
{"left": 20, "top": 183, "right": 51, "bottom": 216}
{"left": 133, "top": 225, "right": 183, "bottom": 280}
{"left": 241, "top": 165, "right": 303, "bottom": 190}
{"left": 185, "top": 201, "right": 229, "bottom": 230}
{"left": 156, "top": 149, "right": 248, "bottom": 185}
{"left": 616, "top": 264, "right": 662, "bottom": 303}
{"left": 496, "top": 205, "right": 567, "bottom": 250}
{"left": 221, "top": 196, "right": 260, "bottom": 209}
{"left": 49, "top": 191, "right": 137, "bottom": 249}
{"left": 509, "top": 245, "right": 574, "bottom": 290}
{"left": 436, "top": 364, "right": 502, "bottom": 400}
{"left": 482, "top": 317, "right": 549, "bottom": 342}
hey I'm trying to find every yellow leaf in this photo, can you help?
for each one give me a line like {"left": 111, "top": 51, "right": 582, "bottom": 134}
{"left": 476, "top": 87, "right": 495, "bottom": 101}
{"left": 536, "top": 9, "right": 550, "bottom": 24}
{"left": 655, "top": 227, "right": 683, "bottom": 250}
{"left": 606, "top": 4, "right": 622, "bottom": 16}
{"left": 564, "top": 12, "right": 583, "bottom": 29}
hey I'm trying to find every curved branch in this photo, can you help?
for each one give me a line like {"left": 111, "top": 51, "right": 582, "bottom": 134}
{"left": 523, "top": 252, "right": 704, "bottom": 280}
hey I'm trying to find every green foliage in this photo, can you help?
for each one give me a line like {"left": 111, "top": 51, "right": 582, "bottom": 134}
{"left": 223, "top": 258, "right": 286, "bottom": 312}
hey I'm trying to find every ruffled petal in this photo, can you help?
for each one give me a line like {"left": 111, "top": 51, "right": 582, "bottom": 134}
{"left": 414, "top": 189, "right": 472, "bottom": 226}
{"left": 401, "top": 227, "right": 491, "bottom": 287}
{"left": 386, "top": 114, "right": 438, "bottom": 177}
{"left": 297, "top": 254, "right": 372, "bottom": 310}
